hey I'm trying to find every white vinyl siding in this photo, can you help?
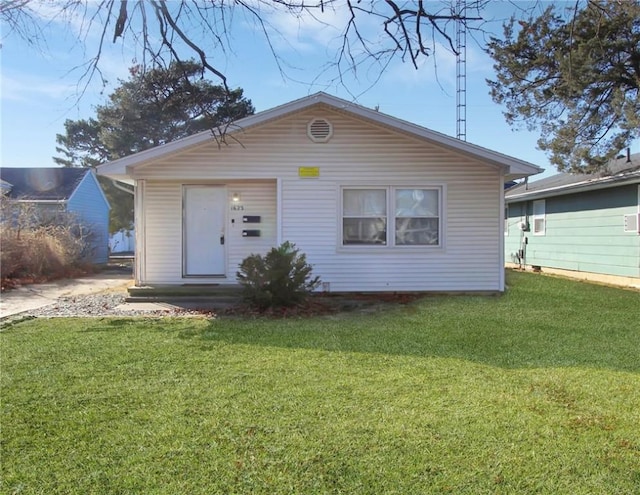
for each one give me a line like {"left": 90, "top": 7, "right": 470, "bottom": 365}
{"left": 136, "top": 107, "right": 505, "bottom": 291}
{"left": 139, "top": 180, "right": 276, "bottom": 284}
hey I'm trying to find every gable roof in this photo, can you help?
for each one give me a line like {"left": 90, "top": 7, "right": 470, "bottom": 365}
{"left": 0, "top": 167, "right": 92, "bottom": 201}
{"left": 97, "top": 92, "right": 543, "bottom": 183}
{"left": 505, "top": 152, "right": 640, "bottom": 202}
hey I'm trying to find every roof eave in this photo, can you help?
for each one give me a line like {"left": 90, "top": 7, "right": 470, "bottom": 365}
{"left": 97, "top": 92, "right": 543, "bottom": 180}
{"left": 11, "top": 199, "right": 68, "bottom": 204}
{"left": 506, "top": 172, "right": 640, "bottom": 202}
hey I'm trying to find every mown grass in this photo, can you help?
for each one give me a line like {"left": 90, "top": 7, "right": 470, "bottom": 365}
{"left": 1, "top": 271, "right": 639, "bottom": 494}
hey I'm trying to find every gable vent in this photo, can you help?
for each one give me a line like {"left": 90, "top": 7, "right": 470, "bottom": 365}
{"left": 307, "top": 118, "right": 333, "bottom": 143}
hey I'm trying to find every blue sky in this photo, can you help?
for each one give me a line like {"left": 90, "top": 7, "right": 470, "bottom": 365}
{"left": 1, "top": 1, "right": 637, "bottom": 177}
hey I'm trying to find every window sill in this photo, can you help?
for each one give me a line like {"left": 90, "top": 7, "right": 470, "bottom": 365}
{"left": 337, "top": 245, "right": 444, "bottom": 255}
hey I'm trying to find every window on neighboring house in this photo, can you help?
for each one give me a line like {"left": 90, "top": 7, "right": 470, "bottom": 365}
{"left": 342, "top": 187, "right": 441, "bottom": 247}
{"left": 504, "top": 205, "right": 509, "bottom": 236}
{"left": 533, "top": 199, "right": 546, "bottom": 235}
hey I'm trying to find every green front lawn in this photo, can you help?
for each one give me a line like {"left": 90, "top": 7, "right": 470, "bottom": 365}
{"left": 2, "top": 271, "right": 639, "bottom": 494}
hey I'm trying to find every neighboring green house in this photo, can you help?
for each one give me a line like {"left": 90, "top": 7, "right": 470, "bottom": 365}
{"left": 0, "top": 167, "right": 111, "bottom": 264}
{"left": 505, "top": 152, "right": 640, "bottom": 282}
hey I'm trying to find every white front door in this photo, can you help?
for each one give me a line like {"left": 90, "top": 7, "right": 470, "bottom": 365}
{"left": 183, "top": 185, "right": 226, "bottom": 276}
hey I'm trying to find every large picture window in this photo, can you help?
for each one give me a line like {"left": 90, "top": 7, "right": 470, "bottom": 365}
{"left": 342, "top": 187, "right": 441, "bottom": 247}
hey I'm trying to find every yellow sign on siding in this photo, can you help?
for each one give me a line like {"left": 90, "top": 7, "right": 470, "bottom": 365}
{"left": 298, "top": 167, "right": 320, "bottom": 178}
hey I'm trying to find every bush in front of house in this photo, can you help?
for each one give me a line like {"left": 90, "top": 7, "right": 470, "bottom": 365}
{"left": 0, "top": 199, "right": 94, "bottom": 285}
{"left": 237, "top": 241, "right": 321, "bottom": 310}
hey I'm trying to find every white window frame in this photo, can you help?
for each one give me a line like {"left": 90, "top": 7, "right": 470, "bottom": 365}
{"left": 504, "top": 205, "right": 509, "bottom": 236}
{"left": 532, "top": 199, "right": 546, "bottom": 235}
{"left": 341, "top": 187, "right": 388, "bottom": 246}
{"left": 340, "top": 185, "right": 442, "bottom": 249}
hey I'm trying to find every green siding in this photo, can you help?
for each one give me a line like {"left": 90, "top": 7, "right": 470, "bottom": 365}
{"left": 506, "top": 184, "right": 640, "bottom": 278}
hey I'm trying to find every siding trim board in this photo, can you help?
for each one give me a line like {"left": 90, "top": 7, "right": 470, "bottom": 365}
{"left": 135, "top": 180, "right": 146, "bottom": 285}
{"left": 498, "top": 174, "right": 506, "bottom": 291}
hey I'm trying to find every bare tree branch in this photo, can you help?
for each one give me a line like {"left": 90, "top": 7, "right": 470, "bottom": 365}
{"left": 3, "top": 0, "right": 492, "bottom": 99}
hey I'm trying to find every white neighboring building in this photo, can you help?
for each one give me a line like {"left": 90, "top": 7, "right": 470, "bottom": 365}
{"left": 109, "top": 230, "right": 136, "bottom": 254}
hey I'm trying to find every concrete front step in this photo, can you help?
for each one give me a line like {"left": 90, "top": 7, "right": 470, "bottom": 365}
{"left": 127, "top": 284, "right": 243, "bottom": 298}
{"left": 126, "top": 284, "right": 244, "bottom": 308}
{"left": 124, "top": 295, "right": 241, "bottom": 305}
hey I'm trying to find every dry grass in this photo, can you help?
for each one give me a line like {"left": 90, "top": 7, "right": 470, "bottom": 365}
{"left": 1, "top": 201, "right": 94, "bottom": 287}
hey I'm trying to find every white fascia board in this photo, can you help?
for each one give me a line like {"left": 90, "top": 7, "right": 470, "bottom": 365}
{"left": 13, "top": 199, "right": 67, "bottom": 204}
{"left": 97, "top": 132, "right": 213, "bottom": 178}
{"left": 97, "top": 91, "right": 543, "bottom": 180}
{"left": 318, "top": 94, "right": 543, "bottom": 178}
{"left": 97, "top": 97, "right": 324, "bottom": 178}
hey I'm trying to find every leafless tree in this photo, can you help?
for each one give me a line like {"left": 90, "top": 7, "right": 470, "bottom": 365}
{"left": 1, "top": 1, "right": 491, "bottom": 94}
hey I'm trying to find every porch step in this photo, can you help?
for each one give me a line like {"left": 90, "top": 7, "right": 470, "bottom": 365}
{"left": 125, "top": 284, "right": 244, "bottom": 309}
{"left": 125, "top": 295, "right": 240, "bottom": 303}
{"left": 123, "top": 297, "right": 241, "bottom": 312}
{"left": 127, "top": 284, "right": 243, "bottom": 298}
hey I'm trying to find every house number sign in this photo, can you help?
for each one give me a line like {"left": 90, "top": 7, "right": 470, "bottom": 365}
{"left": 231, "top": 204, "right": 245, "bottom": 211}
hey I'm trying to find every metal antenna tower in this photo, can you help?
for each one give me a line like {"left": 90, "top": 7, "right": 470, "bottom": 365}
{"left": 455, "top": 0, "right": 467, "bottom": 141}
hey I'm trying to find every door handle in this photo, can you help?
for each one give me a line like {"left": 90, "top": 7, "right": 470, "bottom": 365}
{"left": 220, "top": 234, "right": 225, "bottom": 245}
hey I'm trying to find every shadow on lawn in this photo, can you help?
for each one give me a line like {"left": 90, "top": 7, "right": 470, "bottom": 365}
{"left": 190, "top": 272, "right": 640, "bottom": 373}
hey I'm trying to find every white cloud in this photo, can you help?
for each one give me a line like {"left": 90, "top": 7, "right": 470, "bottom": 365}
{"left": 25, "top": 1, "right": 100, "bottom": 38}
{"left": 264, "top": 7, "right": 351, "bottom": 53}
{"left": 381, "top": 41, "right": 492, "bottom": 90}
{"left": 0, "top": 71, "right": 75, "bottom": 102}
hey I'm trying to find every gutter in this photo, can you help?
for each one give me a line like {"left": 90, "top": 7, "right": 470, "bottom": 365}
{"left": 111, "top": 180, "right": 135, "bottom": 195}
{"left": 506, "top": 171, "right": 640, "bottom": 202}
{"left": 12, "top": 199, "right": 67, "bottom": 204}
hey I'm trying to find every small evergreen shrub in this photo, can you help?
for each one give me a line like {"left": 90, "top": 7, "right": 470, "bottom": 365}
{"left": 237, "top": 241, "right": 320, "bottom": 310}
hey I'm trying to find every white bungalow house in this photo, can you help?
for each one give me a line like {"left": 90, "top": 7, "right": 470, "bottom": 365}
{"left": 97, "top": 92, "right": 541, "bottom": 292}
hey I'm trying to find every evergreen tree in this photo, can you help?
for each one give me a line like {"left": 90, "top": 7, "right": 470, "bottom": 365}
{"left": 487, "top": 0, "right": 640, "bottom": 172}
{"left": 55, "top": 61, "right": 254, "bottom": 232}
